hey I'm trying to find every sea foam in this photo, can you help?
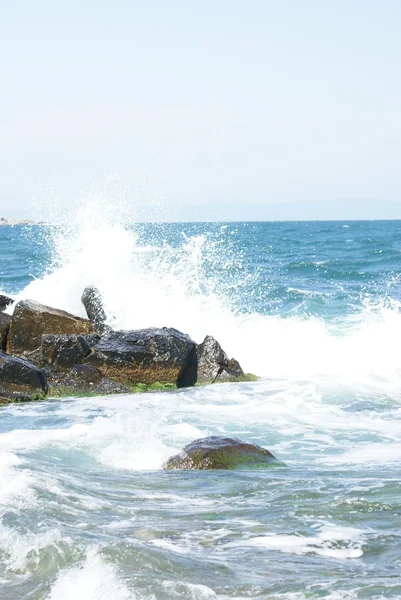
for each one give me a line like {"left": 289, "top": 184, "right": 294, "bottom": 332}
{"left": 6, "top": 196, "right": 401, "bottom": 391}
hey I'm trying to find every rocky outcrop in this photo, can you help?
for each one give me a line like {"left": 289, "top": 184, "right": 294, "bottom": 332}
{"left": 86, "top": 327, "right": 197, "bottom": 387}
{"left": 0, "top": 294, "right": 252, "bottom": 400}
{"left": 164, "top": 436, "right": 279, "bottom": 470}
{"left": 0, "top": 313, "right": 11, "bottom": 351}
{"left": 81, "top": 286, "right": 107, "bottom": 332}
{"left": 7, "top": 300, "right": 95, "bottom": 357}
{"left": 0, "top": 294, "right": 14, "bottom": 312}
{"left": 37, "top": 332, "right": 130, "bottom": 395}
{"left": 0, "top": 351, "right": 48, "bottom": 403}
{"left": 197, "top": 335, "right": 244, "bottom": 383}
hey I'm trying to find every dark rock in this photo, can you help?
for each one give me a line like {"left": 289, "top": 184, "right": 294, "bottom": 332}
{"left": 69, "top": 364, "right": 103, "bottom": 386}
{"left": 0, "top": 351, "right": 48, "bottom": 402}
{"left": 177, "top": 344, "right": 198, "bottom": 388}
{"left": 197, "top": 335, "right": 244, "bottom": 383}
{"left": 48, "top": 364, "right": 129, "bottom": 396}
{"left": 7, "top": 300, "right": 95, "bottom": 357}
{"left": 0, "top": 313, "right": 11, "bottom": 351}
{"left": 81, "top": 286, "right": 107, "bottom": 332}
{"left": 86, "top": 327, "right": 197, "bottom": 386}
{"left": 163, "top": 436, "right": 279, "bottom": 470}
{"left": 40, "top": 334, "right": 100, "bottom": 369}
{"left": 0, "top": 294, "right": 14, "bottom": 312}
{"left": 91, "top": 378, "right": 131, "bottom": 395}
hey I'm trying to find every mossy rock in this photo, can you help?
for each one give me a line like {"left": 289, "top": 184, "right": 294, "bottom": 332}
{"left": 163, "top": 436, "right": 281, "bottom": 470}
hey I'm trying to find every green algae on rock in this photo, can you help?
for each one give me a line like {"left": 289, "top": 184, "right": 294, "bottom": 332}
{"left": 163, "top": 436, "right": 281, "bottom": 470}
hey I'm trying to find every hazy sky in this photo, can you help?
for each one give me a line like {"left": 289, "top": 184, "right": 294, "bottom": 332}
{"left": 1, "top": 0, "right": 401, "bottom": 220}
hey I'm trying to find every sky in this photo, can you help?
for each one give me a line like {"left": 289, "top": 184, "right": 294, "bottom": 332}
{"left": 1, "top": 0, "right": 401, "bottom": 221}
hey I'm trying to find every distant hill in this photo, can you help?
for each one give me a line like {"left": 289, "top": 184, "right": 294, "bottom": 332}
{"left": 0, "top": 217, "right": 40, "bottom": 226}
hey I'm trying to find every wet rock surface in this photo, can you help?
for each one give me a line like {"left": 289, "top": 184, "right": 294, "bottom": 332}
{"left": 1, "top": 294, "right": 251, "bottom": 400}
{"left": 69, "top": 364, "right": 103, "bottom": 386}
{"left": 197, "top": 335, "right": 244, "bottom": 383}
{"left": 0, "top": 294, "right": 14, "bottom": 312}
{"left": 40, "top": 334, "right": 100, "bottom": 369}
{"left": 177, "top": 344, "right": 198, "bottom": 388}
{"left": 49, "top": 363, "right": 130, "bottom": 396}
{"left": 7, "top": 300, "right": 95, "bottom": 356}
{"left": 0, "top": 313, "right": 11, "bottom": 351}
{"left": 163, "top": 436, "right": 279, "bottom": 470}
{"left": 0, "top": 351, "right": 48, "bottom": 402}
{"left": 81, "top": 286, "right": 108, "bottom": 332}
{"left": 86, "top": 327, "right": 197, "bottom": 387}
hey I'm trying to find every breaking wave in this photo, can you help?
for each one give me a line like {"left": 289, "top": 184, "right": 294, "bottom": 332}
{"left": 5, "top": 195, "right": 401, "bottom": 390}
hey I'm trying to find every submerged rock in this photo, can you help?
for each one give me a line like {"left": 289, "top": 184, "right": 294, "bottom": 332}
{"left": 0, "top": 294, "right": 14, "bottom": 312}
{"left": 7, "top": 300, "right": 95, "bottom": 357}
{"left": 0, "top": 351, "right": 48, "bottom": 402}
{"left": 197, "top": 335, "right": 244, "bottom": 383}
{"left": 86, "top": 327, "right": 197, "bottom": 387}
{"left": 0, "top": 313, "right": 11, "bottom": 352}
{"left": 81, "top": 286, "right": 107, "bottom": 332}
{"left": 163, "top": 436, "right": 279, "bottom": 470}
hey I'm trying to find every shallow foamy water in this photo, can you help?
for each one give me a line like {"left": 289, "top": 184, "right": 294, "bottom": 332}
{"left": 0, "top": 382, "right": 401, "bottom": 599}
{"left": 2, "top": 218, "right": 401, "bottom": 597}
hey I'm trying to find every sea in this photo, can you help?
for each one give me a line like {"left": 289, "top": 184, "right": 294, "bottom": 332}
{"left": 1, "top": 213, "right": 401, "bottom": 599}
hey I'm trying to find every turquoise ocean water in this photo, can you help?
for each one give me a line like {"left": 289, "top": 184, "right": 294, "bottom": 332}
{"left": 1, "top": 219, "right": 401, "bottom": 599}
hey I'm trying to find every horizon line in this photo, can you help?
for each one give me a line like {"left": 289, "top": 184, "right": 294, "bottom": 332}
{"left": 2, "top": 217, "right": 401, "bottom": 226}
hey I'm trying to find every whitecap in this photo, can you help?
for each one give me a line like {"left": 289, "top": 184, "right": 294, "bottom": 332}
{"left": 47, "top": 548, "right": 136, "bottom": 600}
{"left": 162, "top": 581, "right": 217, "bottom": 599}
{"left": 224, "top": 525, "right": 365, "bottom": 559}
